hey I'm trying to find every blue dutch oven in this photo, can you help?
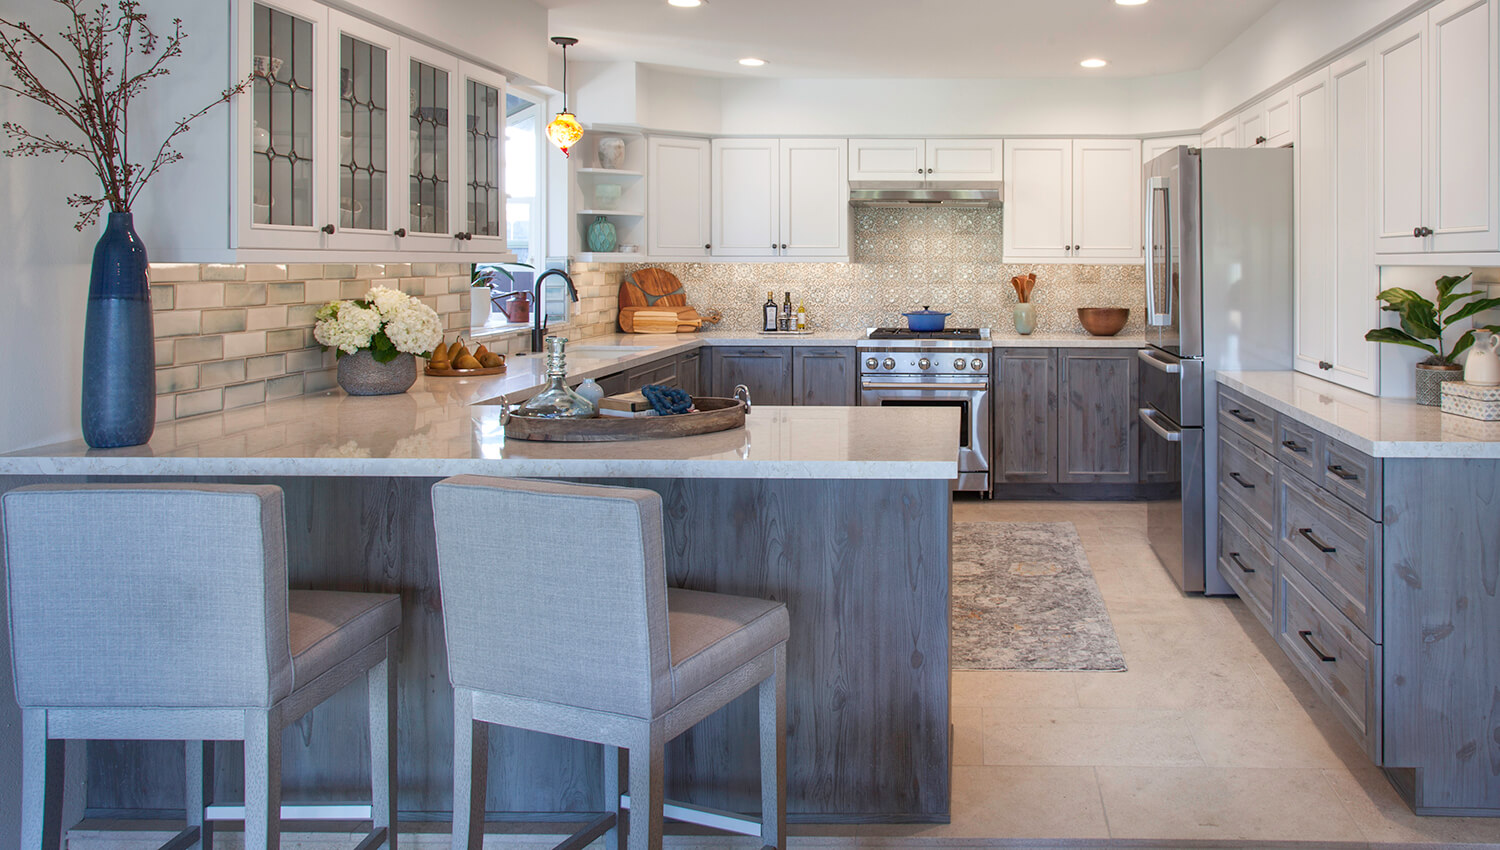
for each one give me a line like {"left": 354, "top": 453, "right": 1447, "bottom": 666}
{"left": 903, "top": 306, "right": 951, "bottom": 332}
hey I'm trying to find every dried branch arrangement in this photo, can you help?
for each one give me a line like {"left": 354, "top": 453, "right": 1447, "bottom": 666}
{"left": 0, "top": 0, "right": 247, "bottom": 230}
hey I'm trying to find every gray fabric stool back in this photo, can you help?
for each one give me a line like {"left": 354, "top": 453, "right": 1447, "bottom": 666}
{"left": 432, "top": 476, "right": 789, "bottom": 850}
{"left": 3, "top": 483, "right": 402, "bottom": 850}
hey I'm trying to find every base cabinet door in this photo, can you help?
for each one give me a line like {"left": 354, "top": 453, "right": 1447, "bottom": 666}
{"left": 1058, "top": 349, "right": 1138, "bottom": 484}
{"left": 995, "top": 348, "right": 1058, "bottom": 483}
{"left": 792, "top": 347, "right": 856, "bottom": 406}
{"left": 711, "top": 347, "right": 792, "bottom": 405}
{"left": 678, "top": 350, "right": 702, "bottom": 397}
{"left": 624, "top": 356, "right": 679, "bottom": 392}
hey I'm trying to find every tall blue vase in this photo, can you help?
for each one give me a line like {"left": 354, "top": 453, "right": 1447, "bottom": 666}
{"left": 81, "top": 212, "right": 156, "bottom": 448}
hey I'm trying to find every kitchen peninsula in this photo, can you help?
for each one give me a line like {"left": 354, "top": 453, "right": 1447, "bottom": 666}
{"left": 0, "top": 338, "right": 959, "bottom": 824}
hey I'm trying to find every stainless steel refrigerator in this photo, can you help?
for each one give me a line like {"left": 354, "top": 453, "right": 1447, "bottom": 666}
{"left": 1138, "top": 147, "right": 1293, "bottom": 594}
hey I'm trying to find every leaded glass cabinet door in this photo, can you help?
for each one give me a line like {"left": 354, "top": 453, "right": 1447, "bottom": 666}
{"left": 325, "top": 10, "right": 402, "bottom": 250}
{"left": 459, "top": 61, "right": 510, "bottom": 253}
{"left": 238, "top": 0, "right": 329, "bottom": 250}
{"left": 400, "top": 39, "right": 463, "bottom": 251}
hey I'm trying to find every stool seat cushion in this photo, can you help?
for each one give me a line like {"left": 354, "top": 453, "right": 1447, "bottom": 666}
{"left": 666, "top": 588, "right": 789, "bottom": 706}
{"left": 289, "top": 591, "right": 401, "bottom": 690}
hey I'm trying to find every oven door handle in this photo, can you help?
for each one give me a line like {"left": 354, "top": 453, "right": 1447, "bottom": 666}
{"left": 861, "top": 381, "right": 990, "bottom": 391}
{"left": 1139, "top": 407, "right": 1183, "bottom": 443}
{"left": 1137, "top": 348, "right": 1181, "bottom": 374}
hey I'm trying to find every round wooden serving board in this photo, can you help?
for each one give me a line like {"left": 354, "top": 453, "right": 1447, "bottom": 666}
{"left": 424, "top": 364, "right": 506, "bottom": 377}
{"left": 503, "top": 397, "right": 745, "bottom": 442}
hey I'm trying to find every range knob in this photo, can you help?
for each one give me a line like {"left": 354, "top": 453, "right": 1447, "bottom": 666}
{"left": 882, "top": 357, "right": 896, "bottom": 370}
{"left": 954, "top": 358, "right": 967, "bottom": 370}
{"left": 971, "top": 358, "right": 984, "bottom": 371}
{"left": 917, "top": 357, "right": 931, "bottom": 370}
{"left": 865, "top": 357, "right": 879, "bottom": 370}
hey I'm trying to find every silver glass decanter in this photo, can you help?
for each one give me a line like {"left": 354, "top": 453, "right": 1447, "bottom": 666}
{"left": 515, "top": 336, "right": 596, "bottom": 419}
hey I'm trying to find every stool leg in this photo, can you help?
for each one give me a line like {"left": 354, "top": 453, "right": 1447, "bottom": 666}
{"left": 21, "top": 709, "right": 64, "bottom": 850}
{"left": 369, "top": 647, "right": 397, "bottom": 850}
{"left": 625, "top": 724, "right": 663, "bottom": 850}
{"left": 451, "top": 689, "right": 487, "bottom": 850}
{"left": 244, "top": 711, "right": 282, "bottom": 850}
{"left": 602, "top": 746, "right": 624, "bottom": 850}
{"left": 759, "top": 645, "right": 787, "bottom": 850}
{"left": 185, "top": 741, "right": 215, "bottom": 850}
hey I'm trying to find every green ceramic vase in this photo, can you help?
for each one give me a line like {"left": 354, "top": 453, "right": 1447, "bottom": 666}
{"left": 586, "top": 215, "right": 618, "bottom": 253}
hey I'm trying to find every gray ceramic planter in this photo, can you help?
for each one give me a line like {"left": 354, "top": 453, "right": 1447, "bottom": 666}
{"left": 1415, "top": 363, "right": 1463, "bottom": 405}
{"left": 337, "top": 351, "right": 417, "bottom": 396}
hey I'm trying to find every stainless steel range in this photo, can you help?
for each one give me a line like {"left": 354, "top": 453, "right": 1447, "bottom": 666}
{"left": 857, "top": 328, "right": 992, "bottom": 492}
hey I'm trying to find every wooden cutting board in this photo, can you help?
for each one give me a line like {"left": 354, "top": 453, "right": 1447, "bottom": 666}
{"left": 619, "top": 305, "right": 702, "bottom": 333}
{"left": 618, "top": 268, "right": 688, "bottom": 309}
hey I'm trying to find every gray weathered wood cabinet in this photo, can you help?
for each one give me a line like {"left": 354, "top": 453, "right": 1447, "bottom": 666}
{"left": 994, "top": 348, "right": 1058, "bottom": 482}
{"left": 677, "top": 350, "right": 702, "bottom": 397}
{"left": 624, "top": 355, "right": 680, "bottom": 391}
{"left": 1057, "top": 348, "right": 1138, "bottom": 483}
{"left": 710, "top": 346, "right": 794, "bottom": 405}
{"left": 792, "top": 347, "right": 857, "bottom": 406}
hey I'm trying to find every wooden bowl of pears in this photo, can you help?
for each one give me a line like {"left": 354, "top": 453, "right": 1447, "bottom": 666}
{"left": 425, "top": 336, "right": 506, "bottom": 377}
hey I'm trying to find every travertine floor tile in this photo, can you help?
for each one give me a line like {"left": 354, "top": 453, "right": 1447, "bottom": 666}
{"left": 1324, "top": 767, "right": 1500, "bottom": 846}
{"left": 981, "top": 707, "right": 1203, "bottom": 767}
{"left": 952, "top": 670, "right": 1080, "bottom": 707}
{"left": 932, "top": 765, "right": 1110, "bottom": 839}
{"left": 952, "top": 704, "right": 983, "bottom": 766}
{"left": 1184, "top": 708, "right": 1370, "bottom": 769}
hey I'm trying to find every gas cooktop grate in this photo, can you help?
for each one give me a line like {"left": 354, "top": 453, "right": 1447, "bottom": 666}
{"left": 867, "top": 327, "right": 985, "bottom": 340}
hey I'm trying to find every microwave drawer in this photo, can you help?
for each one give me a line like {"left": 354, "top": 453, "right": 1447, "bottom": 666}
{"left": 1277, "top": 469, "right": 1382, "bottom": 641}
{"left": 1218, "top": 430, "right": 1277, "bottom": 539}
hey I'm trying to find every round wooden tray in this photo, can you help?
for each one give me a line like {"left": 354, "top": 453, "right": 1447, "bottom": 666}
{"left": 503, "top": 396, "right": 747, "bottom": 442}
{"left": 425, "top": 364, "right": 506, "bottom": 377}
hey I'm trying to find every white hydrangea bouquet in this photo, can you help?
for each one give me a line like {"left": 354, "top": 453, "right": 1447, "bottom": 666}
{"left": 314, "top": 286, "right": 443, "bottom": 361}
{"left": 314, "top": 286, "right": 444, "bottom": 395}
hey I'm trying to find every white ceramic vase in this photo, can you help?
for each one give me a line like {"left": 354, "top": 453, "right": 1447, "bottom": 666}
{"left": 471, "top": 287, "right": 493, "bottom": 329}
{"left": 598, "top": 136, "right": 626, "bottom": 169}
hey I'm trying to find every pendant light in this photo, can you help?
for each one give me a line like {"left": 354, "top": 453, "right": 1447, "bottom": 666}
{"left": 546, "top": 36, "right": 583, "bottom": 157}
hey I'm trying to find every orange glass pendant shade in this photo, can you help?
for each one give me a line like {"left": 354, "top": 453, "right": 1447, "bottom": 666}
{"left": 546, "top": 111, "right": 584, "bottom": 157}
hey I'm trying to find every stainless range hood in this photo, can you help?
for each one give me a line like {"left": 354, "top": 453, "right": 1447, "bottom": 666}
{"left": 849, "top": 180, "right": 1002, "bottom": 208}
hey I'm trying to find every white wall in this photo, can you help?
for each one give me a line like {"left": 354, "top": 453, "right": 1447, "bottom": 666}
{"left": 638, "top": 67, "right": 723, "bottom": 136}
{"left": 327, "top": 0, "right": 549, "bottom": 85}
{"left": 1200, "top": 0, "right": 1428, "bottom": 123}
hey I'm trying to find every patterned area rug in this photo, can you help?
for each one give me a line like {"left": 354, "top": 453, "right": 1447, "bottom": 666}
{"left": 952, "top": 521, "right": 1127, "bottom": 671}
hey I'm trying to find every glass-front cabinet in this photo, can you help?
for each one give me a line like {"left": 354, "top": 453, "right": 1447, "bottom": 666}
{"left": 235, "top": 0, "right": 510, "bottom": 258}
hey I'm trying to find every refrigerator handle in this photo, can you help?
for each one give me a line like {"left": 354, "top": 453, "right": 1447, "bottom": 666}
{"left": 1139, "top": 407, "right": 1184, "bottom": 443}
{"left": 1144, "top": 176, "right": 1172, "bottom": 327}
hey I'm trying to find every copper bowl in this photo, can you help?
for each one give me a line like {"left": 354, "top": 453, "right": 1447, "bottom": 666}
{"left": 1078, "top": 307, "right": 1129, "bottom": 337}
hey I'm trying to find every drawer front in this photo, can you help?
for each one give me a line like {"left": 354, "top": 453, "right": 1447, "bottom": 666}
{"left": 1322, "top": 437, "right": 1383, "bottom": 520}
{"left": 1275, "top": 417, "right": 1322, "bottom": 481}
{"left": 1218, "top": 431, "right": 1277, "bottom": 538}
{"left": 1277, "top": 470, "right": 1382, "bottom": 640}
{"left": 1217, "top": 504, "right": 1277, "bottom": 632}
{"left": 1276, "top": 560, "right": 1382, "bottom": 763}
{"left": 1218, "top": 387, "right": 1276, "bottom": 452}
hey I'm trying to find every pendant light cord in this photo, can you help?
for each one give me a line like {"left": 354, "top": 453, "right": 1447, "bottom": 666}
{"left": 551, "top": 36, "right": 578, "bottom": 112}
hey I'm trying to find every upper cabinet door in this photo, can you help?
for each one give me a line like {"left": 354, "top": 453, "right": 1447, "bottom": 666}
{"left": 1293, "top": 68, "right": 1335, "bottom": 378}
{"left": 401, "top": 40, "right": 464, "bottom": 251}
{"left": 238, "top": 0, "right": 330, "bottom": 251}
{"left": 457, "top": 61, "right": 509, "bottom": 253}
{"left": 324, "top": 10, "right": 402, "bottom": 252}
{"left": 779, "top": 139, "right": 849, "bottom": 258}
{"left": 712, "top": 139, "right": 779, "bottom": 257}
{"left": 924, "top": 139, "right": 1004, "bottom": 182}
{"left": 1003, "top": 140, "right": 1072, "bottom": 260}
{"left": 1144, "top": 136, "right": 1200, "bottom": 166}
{"left": 1265, "top": 85, "right": 1295, "bottom": 147}
{"left": 1239, "top": 105, "right": 1269, "bottom": 148}
{"left": 1373, "top": 16, "right": 1428, "bottom": 253}
{"left": 1201, "top": 118, "right": 1238, "bottom": 149}
{"left": 1072, "top": 139, "right": 1142, "bottom": 260}
{"left": 1427, "top": 0, "right": 1498, "bottom": 253}
{"left": 648, "top": 137, "right": 712, "bottom": 257}
{"left": 1330, "top": 48, "right": 1381, "bottom": 395}
{"left": 848, "top": 139, "right": 926, "bottom": 181}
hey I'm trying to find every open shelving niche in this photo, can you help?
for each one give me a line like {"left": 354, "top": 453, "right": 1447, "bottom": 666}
{"left": 569, "top": 127, "right": 648, "bottom": 263}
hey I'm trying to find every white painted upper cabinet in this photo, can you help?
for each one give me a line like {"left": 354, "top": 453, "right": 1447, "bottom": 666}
{"left": 647, "top": 137, "right": 711, "bottom": 258}
{"left": 1238, "top": 85, "right": 1294, "bottom": 148}
{"left": 848, "top": 138, "right": 1003, "bottom": 182}
{"left": 1143, "top": 136, "right": 1200, "bottom": 166}
{"left": 1201, "top": 118, "right": 1238, "bottom": 149}
{"left": 779, "top": 139, "right": 849, "bottom": 258}
{"left": 1375, "top": 0, "right": 1499, "bottom": 256}
{"left": 1293, "top": 68, "right": 1335, "bottom": 380}
{"left": 1003, "top": 139, "right": 1141, "bottom": 262}
{"left": 712, "top": 139, "right": 780, "bottom": 258}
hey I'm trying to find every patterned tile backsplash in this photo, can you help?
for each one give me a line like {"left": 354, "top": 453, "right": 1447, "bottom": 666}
{"left": 624, "top": 206, "right": 1146, "bottom": 334}
{"left": 148, "top": 262, "right": 474, "bottom": 421}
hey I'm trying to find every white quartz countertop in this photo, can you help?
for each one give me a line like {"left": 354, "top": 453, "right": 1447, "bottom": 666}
{"left": 572, "top": 329, "right": 1146, "bottom": 348}
{"left": 1217, "top": 371, "right": 1500, "bottom": 459}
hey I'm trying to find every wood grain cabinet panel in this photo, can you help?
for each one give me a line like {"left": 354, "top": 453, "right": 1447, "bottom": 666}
{"left": 1218, "top": 430, "right": 1277, "bottom": 538}
{"left": 624, "top": 356, "right": 679, "bottom": 392}
{"left": 677, "top": 350, "right": 701, "bottom": 397}
{"left": 1057, "top": 349, "right": 1138, "bottom": 484}
{"left": 1277, "top": 460, "right": 1382, "bottom": 641}
{"left": 1218, "top": 503, "right": 1278, "bottom": 632}
{"left": 791, "top": 347, "right": 856, "bottom": 406}
{"left": 994, "top": 348, "right": 1058, "bottom": 483}
{"left": 1217, "top": 386, "right": 1277, "bottom": 452}
{"left": 710, "top": 346, "right": 792, "bottom": 405}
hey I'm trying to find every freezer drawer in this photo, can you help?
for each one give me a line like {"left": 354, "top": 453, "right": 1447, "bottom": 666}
{"left": 1139, "top": 406, "right": 1205, "bottom": 593}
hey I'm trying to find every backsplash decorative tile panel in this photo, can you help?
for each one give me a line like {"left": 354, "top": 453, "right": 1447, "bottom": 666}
{"left": 623, "top": 207, "right": 1146, "bottom": 334}
{"left": 149, "top": 263, "right": 472, "bottom": 422}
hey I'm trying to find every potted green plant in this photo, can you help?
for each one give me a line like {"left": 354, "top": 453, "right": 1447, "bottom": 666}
{"left": 1365, "top": 273, "right": 1500, "bottom": 405}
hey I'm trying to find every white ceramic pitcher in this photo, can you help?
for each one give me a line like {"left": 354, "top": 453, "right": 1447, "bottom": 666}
{"left": 1465, "top": 332, "right": 1500, "bottom": 386}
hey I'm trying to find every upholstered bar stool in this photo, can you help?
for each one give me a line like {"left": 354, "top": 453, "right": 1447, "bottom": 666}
{"left": 431, "top": 476, "right": 789, "bottom": 850}
{"left": 3, "top": 483, "right": 402, "bottom": 850}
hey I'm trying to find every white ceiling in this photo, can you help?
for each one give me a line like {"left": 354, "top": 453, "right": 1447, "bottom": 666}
{"left": 538, "top": 0, "right": 1282, "bottom": 80}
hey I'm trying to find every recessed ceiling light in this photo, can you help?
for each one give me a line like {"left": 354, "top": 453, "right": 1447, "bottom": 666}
{"left": 667, "top": 0, "right": 703, "bottom": 7}
{"left": 1080, "top": 58, "right": 1108, "bottom": 68}
{"left": 1115, "top": 0, "right": 1149, "bottom": 5}
{"left": 738, "top": 57, "right": 766, "bottom": 67}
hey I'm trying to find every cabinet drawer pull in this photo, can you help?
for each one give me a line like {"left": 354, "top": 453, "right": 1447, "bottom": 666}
{"left": 1327, "top": 464, "right": 1358, "bottom": 481}
{"left": 1281, "top": 439, "right": 1308, "bottom": 453}
{"left": 1228, "top": 471, "right": 1255, "bottom": 489}
{"left": 1298, "top": 528, "right": 1337, "bottom": 553}
{"left": 1228, "top": 408, "right": 1257, "bottom": 424}
{"left": 1298, "top": 630, "right": 1337, "bottom": 663}
{"left": 1229, "top": 552, "right": 1255, "bottom": 574}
